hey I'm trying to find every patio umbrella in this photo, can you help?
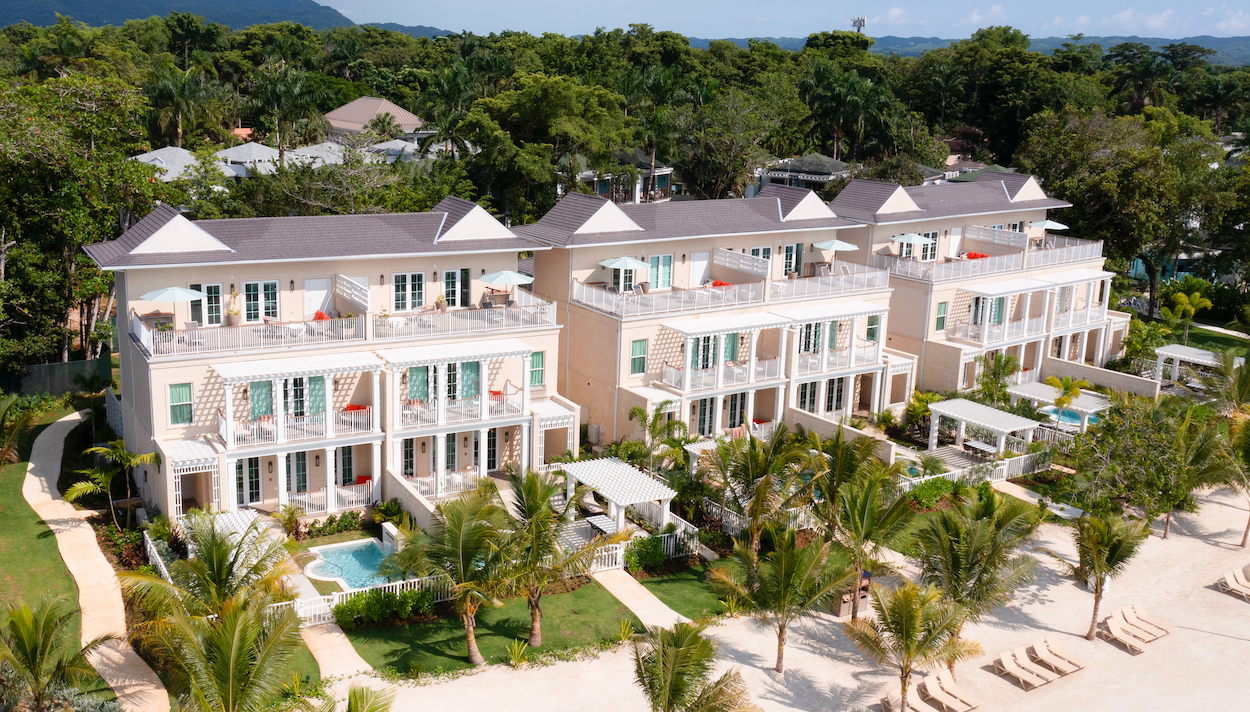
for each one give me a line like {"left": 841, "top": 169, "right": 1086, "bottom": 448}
{"left": 1029, "top": 220, "right": 1069, "bottom": 231}
{"left": 479, "top": 270, "right": 534, "bottom": 286}
{"left": 598, "top": 256, "right": 651, "bottom": 271}
{"left": 812, "top": 239, "right": 858, "bottom": 251}
{"left": 891, "top": 233, "right": 934, "bottom": 244}
{"left": 139, "top": 286, "right": 206, "bottom": 303}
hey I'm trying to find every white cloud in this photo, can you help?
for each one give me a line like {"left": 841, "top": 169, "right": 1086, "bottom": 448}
{"left": 956, "top": 4, "right": 1008, "bottom": 27}
{"left": 1217, "top": 9, "right": 1250, "bottom": 31}
{"left": 1049, "top": 15, "right": 1093, "bottom": 32}
{"left": 870, "top": 7, "right": 913, "bottom": 27}
{"left": 1100, "top": 8, "right": 1177, "bottom": 33}
{"left": 1203, "top": 7, "right": 1215, "bottom": 15}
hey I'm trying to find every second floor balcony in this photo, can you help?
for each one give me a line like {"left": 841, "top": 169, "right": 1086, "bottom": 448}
{"left": 871, "top": 234, "right": 1103, "bottom": 283}
{"left": 794, "top": 340, "right": 882, "bottom": 376}
{"left": 399, "top": 390, "right": 525, "bottom": 428}
{"left": 661, "top": 357, "right": 783, "bottom": 391}
{"left": 219, "top": 407, "right": 374, "bottom": 449}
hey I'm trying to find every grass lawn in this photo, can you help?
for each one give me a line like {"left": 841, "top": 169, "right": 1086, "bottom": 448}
{"left": 346, "top": 581, "right": 641, "bottom": 675}
{"left": 288, "top": 644, "right": 321, "bottom": 683}
{"left": 289, "top": 529, "right": 374, "bottom": 556}
{"left": 640, "top": 564, "right": 726, "bottom": 620}
{"left": 1185, "top": 327, "right": 1248, "bottom": 358}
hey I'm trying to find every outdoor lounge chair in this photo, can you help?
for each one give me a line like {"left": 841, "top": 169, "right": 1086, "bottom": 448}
{"left": 1097, "top": 618, "right": 1148, "bottom": 654}
{"left": 1026, "top": 641, "right": 1080, "bottom": 675}
{"left": 1109, "top": 610, "right": 1162, "bottom": 643}
{"left": 1130, "top": 603, "right": 1174, "bottom": 633}
{"left": 1042, "top": 637, "right": 1088, "bottom": 670}
{"left": 992, "top": 652, "right": 1050, "bottom": 690}
{"left": 934, "top": 670, "right": 982, "bottom": 709}
{"left": 1122, "top": 607, "right": 1169, "bottom": 638}
{"left": 1230, "top": 568, "right": 1250, "bottom": 590}
{"left": 879, "top": 692, "right": 943, "bottom": 712}
{"left": 1012, "top": 648, "right": 1060, "bottom": 682}
{"left": 1217, "top": 571, "right": 1250, "bottom": 601}
{"left": 917, "top": 679, "right": 973, "bottom": 712}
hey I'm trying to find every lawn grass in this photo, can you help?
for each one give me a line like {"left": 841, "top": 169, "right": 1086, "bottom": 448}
{"left": 289, "top": 529, "right": 374, "bottom": 556}
{"left": 640, "top": 564, "right": 726, "bottom": 620}
{"left": 288, "top": 644, "right": 321, "bottom": 683}
{"left": 346, "top": 581, "right": 641, "bottom": 674}
{"left": 1185, "top": 326, "right": 1248, "bottom": 358}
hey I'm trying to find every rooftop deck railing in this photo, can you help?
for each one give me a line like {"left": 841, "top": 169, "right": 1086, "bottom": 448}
{"left": 573, "top": 280, "right": 764, "bottom": 317}
{"left": 769, "top": 263, "right": 889, "bottom": 301}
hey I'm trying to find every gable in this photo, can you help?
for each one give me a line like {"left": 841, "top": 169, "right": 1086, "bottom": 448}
{"left": 1011, "top": 176, "right": 1048, "bottom": 202}
{"left": 784, "top": 191, "right": 838, "bottom": 221}
{"left": 878, "top": 186, "right": 922, "bottom": 214}
{"left": 574, "top": 201, "right": 644, "bottom": 234}
{"left": 436, "top": 204, "right": 515, "bottom": 241}
{"left": 129, "top": 214, "right": 233, "bottom": 255}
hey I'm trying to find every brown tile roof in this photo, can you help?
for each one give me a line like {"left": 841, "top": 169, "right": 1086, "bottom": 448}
{"left": 829, "top": 177, "right": 1069, "bottom": 224}
{"left": 325, "top": 97, "right": 425, "bottom": 133}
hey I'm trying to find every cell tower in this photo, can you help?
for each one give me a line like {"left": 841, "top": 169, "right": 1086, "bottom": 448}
{"left": 851, "top": 16, "right": 866, "bottom": 33}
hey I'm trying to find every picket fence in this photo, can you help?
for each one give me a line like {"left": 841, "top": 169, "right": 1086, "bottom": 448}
{"left": 702, "top": 499, "right": 821, "bottom": 537}
{"left": 897, "top": 450, "right": 1053, "bottom": 493}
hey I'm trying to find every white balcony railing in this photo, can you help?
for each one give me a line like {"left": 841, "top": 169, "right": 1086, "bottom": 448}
{"left": 964, "top": 225, "right": 1029, "bottom": 249}
{"left": 795, "top": 342, "right": 882, "bottom": 376}
{"left": 336, "top": 483, "right": 372, "bottom": 509}
{"left": 1053, "top": 304, "right": 1108, "bottom": 330}
{"left": 948, "top": 315, "right": 1047, "bottom": 345}
{"left": 754, "top": 357, "right": 781, "bottom": 380}
{"left": 401, "top": 401, "right": 437, "bottom": 428}
{"left": 713, "top": 248, "right": 771, "bottom": 278}
{"left": 873, "top": 253, "right": 1024, "bottom": 282}
{"left": 140, "top": 315, "right": 365, "bottom": 357}
{"left": 488, "top": 391, "right": 524, "bottom": 418}
{"left": 1025, "top": 236, "right": 1103, "bottom": 268}
{"left": 374, "top": 298, "right": 556, "bottom": 340}
{"left": 770, "top": 264, "right": 889, "bottom": 301}
{"left": 445, "top": 397, "right": 482, "bottom": 424}
{"left": 662, "top": 357, "right": 783, "bottom": 392}
{"left": 409, "top": 468, "right": 483, "bottom": 499}
{"left": 219, "top": 407, "right": 373, "bottom": 449}
{"left": 573, "top": 281, "right": 764, "bottom": 317}
{"left": 289, "top": 488, "right": 327, "bottom": 515}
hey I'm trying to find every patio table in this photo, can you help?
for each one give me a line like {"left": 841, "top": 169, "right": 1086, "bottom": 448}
{"left": 965, "top": 440, "right": 998, "bottom": 457}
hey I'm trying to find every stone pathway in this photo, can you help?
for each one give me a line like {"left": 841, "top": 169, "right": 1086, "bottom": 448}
{"left": 301, "top": 622, "right": 373, "bottom": 678}
{"left": 21, "top": 411, "right": 169, "bottom": 712}
{"left": 993, "top": 480, "right": 1085, "bottom": 519}
{"left": 592, "top": 568, "right": 687, "bottom": 629}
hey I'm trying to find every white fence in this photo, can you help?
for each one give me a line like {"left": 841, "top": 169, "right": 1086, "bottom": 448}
{"left": 1024, "top": 236, "right": 1103, "bottom": 268}
{"left": 142, "top": 531, "right": 172, "bottom": 581}
{"left": 104, "top": 387, "right": 124, "bottom": 437}
{"left": 1033, "top": 426, "right": 1077, "bottom": 451}
{"left": 141, "top": 314, "right": 366, "bottom": 357}
{"left": 964, "top": 225, "right": 1029, "bottom": 249}
{"left": 373, "top": 299, "right": 556, "bottom": 340}
{"left": 289, "top": 489, "right": 328, "bottom": 515}
{"left": 589, "top": 542, "right": 626, "bottom": 572}
{"left": 701, "top": 499, "right": 820, "bottom": 536}
{"left": 573, "top": 280, "right": 764, "bottom": 317}
{"left": 873, "top": 252, "right": 1023, "bottom": 282}
{"left": 897, "top": 450, "right": 1053, "bottom": 492}
{"left": 271, "top": 573, "right": 455, "bottom": 627}
{"left": 770, "top": 264, "right": 890, "bottom": 301}
{"left": 409, "top": 468, "right": 484, "bottom": 499}
{"left": 337, "top": 483, "right": 372, "bottom": 509}
{"left": 713, "top": 247, "right": 770, "bottom": 277}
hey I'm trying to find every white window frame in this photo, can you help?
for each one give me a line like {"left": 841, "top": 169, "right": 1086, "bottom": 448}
{"left": 612, "top": 268, "right": 634, "bottom": 292}
{"left": 783, "top": 243, "right": 803, "bottom": 274}
{"left": 798, "top": 382, "right": 818, "bottom": 413}
{"left": 750, "top": 246, "right": 773, "bottom": 261}
{"left": 630, "top": 339, "right": 647, "bottom": 375}
{"left": 392, "top": 272, "right": 425, "bottom": 312}
{"left": 935, "top": 302, "right": 948, "bottom": 332}
{"left": 443, "top": 268, "right": 469, "bottom": 307}
{"left": 866, "top": 315, "right": 880, "bottom": 342}
{"left": 649, "top": 254, "right": 673, "bottom": 290}
{"left": 529, "top": 351, "right": 546, "bottom": 387}
{"left": 920, "top": 231, "right": 939, "bottom": 262}
{"left": 242, "top": 280, "right": 278, "bottom": 324}
{"left": 189, "top": 282, "right": 223, "bottom": 327}
{"left": 169, "top": 383, "right": 193, "bottom": 426}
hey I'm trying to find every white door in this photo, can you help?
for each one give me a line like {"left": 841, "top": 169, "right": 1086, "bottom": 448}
{"left": 948, "top": 227, "right": 963, "bottom": 258}
{"left": 690, "top": 252, "right": 710, "bottom": 286}
{"left": 304, "top": 278, "right": 332, "bottom": 319}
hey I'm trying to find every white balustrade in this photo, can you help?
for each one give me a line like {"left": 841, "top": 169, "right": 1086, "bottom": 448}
{"left": 374, "top": 299, "right": 556, "bottom": 340}
{"left": 712, "top": 247, "right": 771, "bottom": 277}
{"left": 335, "top": 483, "right": 372, "bottom": 509}
{"left": 104, "top": 387, "right": 124, "bottom": 437}
{"left": 572, "top": 280, "right": 764, "bottom": 317}
{"left": 141, "top": 315, "right": 365, "bottom": 357}
{"left": 409, "top": 467, "right": 483, "bottom": 499}
{"left": 770, "top": 264, "right": 890, "bottom": 301}
{"left": 289, "top": 488, "right": 328, "bottom": 515}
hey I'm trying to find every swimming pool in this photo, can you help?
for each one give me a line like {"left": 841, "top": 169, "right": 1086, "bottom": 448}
{"left": 1040, "top": 406, "right": 1099, "bottom": 427}
{"left": 305, "top": 539, "right": 389, "bottom": 590}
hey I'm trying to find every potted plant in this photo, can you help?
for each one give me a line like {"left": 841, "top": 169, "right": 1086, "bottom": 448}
{"left": 434, "top": 294, "right": 447, "bottom": 313}
{"left": 225, "top": 290, "right": 242, "bottom": 326}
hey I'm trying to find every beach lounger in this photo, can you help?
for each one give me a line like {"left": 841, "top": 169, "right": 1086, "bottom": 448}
{"left": 1110, "top": 610, "right": 1162, "bottom": 643}
{"left": 1097, "top": 618, "right": 1148, "bottom": 654}
{"left": 1042, "top": 637, "right": 1088, "bottom": 670}
{"left": 1122, "top": 607, "right": 1169, "bottom": 638}
{"left": 1027, "top": 641, "right": 1080, "bottom": 675}
{"left": 992, "top": 652, "right": 1050, "bottom": 690}
{"left": 1130, "top": 603, "right": 1174, "bottom": 633}
{"left": 1230, "top": 568, "right": 1250, "bottom": 590}
{"left": 1218, "top": 571, "right": 1250, "bottom": 601}
{"left": 917, "top": 679, "right": 972, "bottom": 712}
{"left": 934, "top": 669, "right": 983, "bottom": 709}
{"left": 1012, "top": 648, "right": 1060, "bottom": 682}
{"left": 879, "top": 692, "right": 944, "bottom": 712}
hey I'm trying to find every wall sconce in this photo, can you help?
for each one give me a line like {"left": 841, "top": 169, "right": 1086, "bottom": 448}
{"left": 463, "top": 436, "right": 469, "bottom": 447}
{"left": 289, "top": 280, "right": 295, "bottom": 292}
{"left": 433, "top": 271, "right": 439, "bottom": 278}
{"left": 481, "top": 268, "right": 486, "bottom": 275}
{"left": 420, "top": 441, "right": 426, "bottom": 453}
{"left": 380, "top": 274, "right": 385, "bottom": 285}
{"left": 241, "top": 385, "right": 249, "bottom": 397}
{"left": 504, "top": 431, "right": 511, "bottom": 443}
{"left": 229, "top": 283, "right": 234, "bottom": 293}
{"left": 268, "top": 461, "right": 273, "bottom": 474}
{"left": 314, "top": 454, "right": 320, "bottom": 467}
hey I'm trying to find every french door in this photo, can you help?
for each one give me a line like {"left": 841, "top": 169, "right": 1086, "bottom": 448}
{"left": 235, "top": 457, "right": 260, "bottom": 505}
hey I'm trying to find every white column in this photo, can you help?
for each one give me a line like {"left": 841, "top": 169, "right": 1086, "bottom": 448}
{"left": 615, "top": 500, "right": 626, "bottom": 531}
{"left": 223, "top": 383, "right": 235, "bottom": 448}
{"left": 928, "top": 413, "right": 940, "bottom": 451}
{"left": 272, "top": 379, "right": 285, "bottom": 443}
{"left": 480, "top": 363, "right": 490, "bottom": 421}
{"left": 996, "top": 431, "right": 1007, "bottom": 456}
{"left": 956, "top": 420, "right": 966, "bottom": 448}
{"left": 819, "top": 323, "right": 831, "bottom": 372}
{"left": 1084, "top": 281, "right": 1095, "bottom": 324}
{"left": 521, "top": 354, "right": 532, "bottom": 414}
{"left": 435, "top": 365, "right": 446, "bottom": 425}
{"left": 747, "top": 330, "right": 760, "bottom": 383}
{"left": 848, "top": 317, "right": 859, "bottom": 366}
{"left": 843, "top": 377, "right": 854, "bottom": 420}
{"left": 714, "top": 334, "right": 725, "bottom": 388}
{"left": 1022, "top": 291, "right": 1033, "bottom": 335}
{"left": 1078, "top": 330, "right": 1089, "bottom": 364}
{"left": 777, "top": 328, "right": 788, "bottom": 377}
{"left": 479, "top": 427, "right": 489, "bottom": 472}
{"left": 371, "top": 369, "right": 381, "bottom": 433}
{"left": 565, "top": 472, "right": 577, "bottom": 520}
{"left": 746, "top": 388, "right": 756, "bottom": 425}
{"left": 371, "top": 441, "right": 381, "bottom": 500}
{"left": 1080, "top": 413, "right": 1090, "bottom": 432}
{"left": 324, "top": 375, "right": 335, "bottom": 439}
{"left": 326, "top": 447, "right": 339, "bottom": 512}
{"left": 434, "top": 433, "right": 446, "bottom": 498}
{"left": 1034, "top": 338, "right": 1044, "bottom": 373}
{"left": 225, "top": 459, "right": 238, "bottom": 512}
{"left": 1043, "top": 289, "right": 1054, "bottom": 331}
{"left": 520, "top": 422, "right": 531, "bottom": 473}
{"left": 1061, "top": 334, "right": 1071, "bottom": 361}
{"left": 277, "top": 453, "right": 288, "bottom": 506}
{"left": 870, "top": 368, "right": 883, "bottom": 413}
{"left": 660, "top": 498, "right": 672, "bottom": 526}
{"left": 683, "top": 337, "right": 694, "bottom": 391}
{"left": 391, "top": 369, "right": 401, "bottom": 431}
{"left": 818, "top": 378, "right": 829, "bottom": 415}
{"left": 1153, "top": 355, "right": 1164, "bottom": 381}
{"left": 777, "top": 385, "right": 786, "bottom": 419}
{"left": 1095, "top": 327, "right": 1107, "bottom": 367}
{"left": 712, "top": 394, "right": 724, "bottom": 434}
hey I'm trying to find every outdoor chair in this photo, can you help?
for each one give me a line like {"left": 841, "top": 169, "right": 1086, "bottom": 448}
{"left": 1122, "top": 607, "right": 1170, "bottom": 638}
{"left": 1217, "top": 572, "right": 1250, "bottom": 601}
{"left": 1026, "top": 641, "right": 1080, "bottom": 676}
{"left": 1041, "top": 638, "right": 1088, "bottom": 670}
{"left": 1110, "top": 610, "right": 1162, "bottom": 643}
{"left": 183, "top": 322, "right": 207, "bottom": 348}
{"left": 917, "top": 679, "right": 972, "bottom": 712}
{"left": 992, "top": 652, "right": 1049, "bottom": 690}
{"left": 879, "top": 692, "right": 943, "bottom": 712}
{"left": 632, "top": 285, "right": 645, "bottom": 297}
{"left": 1230, "top": 568, "right": 1250, "bottom": 590}
{"left": 1012, "top": 647, "right": 1060, "bottom": 682}
{"left": 1097, "top": 617, "right": 1148, "bottom": 654}
{"left": 934, "top": 670, "right": 982, "bottom": 709}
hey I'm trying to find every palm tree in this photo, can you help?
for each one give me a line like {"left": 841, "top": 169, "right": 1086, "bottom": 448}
{"left": 1224, "top": 452, "right": 1250, "bottom": 548}
{"left": 710, "top": 528, "right": 855, "bottom": 672}
{"left": 319, "top": 685, "right": 395, "bottom": 712}
{"left": 1159, "top": 290, "right": 1212, "bottom": 345}
{"left": 1199, "top": 349, "right": 1250, "bottom": 418}
{"left": 505, "top": 469, "right": 613, "bottom": 647}
{"left": 808, "top": 426, "right": 880, "bottom": 520}
{"left": 147, "top": 64, "right": 230, "bottom": 148}
{"left": 702, "top": 425, "right": 803, "bottom": 556}
{"left": 916, "top": 490, "right": 1039, "bottom": 677}
{"left": 835, "top": 470, "right": 915, "bottom": 619}
{"left": 628, "top": 400, "right": 687, "bottom": 470}
{"left": 928, "top": 62, "right": 964, "bottom": 128}
{"left": 1122, "top": 319, "right": 1172, "bottom": 371}
{"left": 385, "top": 490, "right": 510, "bottom": 665}
{"left": 0, "top": 394, "right": 33, "bottom": 464}
{"left": 632, "top": 621, "right": 757, "bottom": 712}
{"left": 1162, "top": 408, "right": 1237, "bottom": 538}
{"left": 84, "top": 440, "right": 160, "bottom": 528}
{"left": 843, "top": 583, "right": 982, "bottom": 712}
{"left": 247, "top": 59, "right": 327, "bottom": 167}
{"left": 1044, "top": 375, "right": 1091, "bottom": 413}
{"left": 974, "top": 353, "right": 1020, "bottom": 407}
{"left": 365, "top": 112, "right": 402, "bottom": 139}
{"left": 1039, "top": 514, "right": 1149, "bottom": 639}
{"left": 1112, "top": 55, "right": 1174, "bottom": 113}
{"left": 0, "top": 596, "right": 113, "bottom": 712}
{"left": 64, "top": 467, "right": 122, "bottom": 528}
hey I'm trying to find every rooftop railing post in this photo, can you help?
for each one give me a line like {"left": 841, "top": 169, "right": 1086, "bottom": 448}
{"left": 223, "top": 382, "right": 235, "bottom": 448}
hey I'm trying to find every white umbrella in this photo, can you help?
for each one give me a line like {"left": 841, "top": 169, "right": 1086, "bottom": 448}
{"left": 813, "top": 239, "right": 859, "bottom": 251}
{"left": 479, "top": 270, "right": 534, "bottom": 286}
{"left": 1029, "top": 220, "right": 1069, "bottom": 231}
{"left": 139, "top": 286, "right": 206, "bottom": 303}
{"left": 599, "top": 256, "right": 651, "bottom": 271}
{"left": 891, "top": 233, "right": 934, "bottom": 245}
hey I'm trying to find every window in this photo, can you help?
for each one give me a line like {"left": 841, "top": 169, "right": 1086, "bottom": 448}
{"left": 695, "top": 399, "right": 713, "bottom": 436}
{"left": 921, "top": 231, "right": 938, "bottom": 261}
{"left": 649, "top": 254, "right": 673, "bottom": 289}
{"left": 1009, "top": 222, "right": 1022, "bottom": 232}
{"left": 393, "top": 273, "right": 425, "bottom": 311}
{"left": 657, "top": 175, "right": 669, "bottom": 189}
{"left": 288, "top": 452, "right": 307, "bottom": 493}
{"left": 189, "top": 283, "right": 222, "bottom": 326}
{"left": 169, "top": 383, "right": 193, "bottom": 425}
{"left": 443, "top": 268, "right": 470, "bottom": 307}
{"left": 798, "top": 382, "right": 818, "bottom": 413}
{"left": 826, "top": 377, "right": 845, "bottom": 413}
{"left": 727, "top": 392, "right": 746, "bottom": 428}
{"left": 783, "top": 243, "right": 804, "bottom": 274}
{"left": 487, "top": 429, "right": 497, "bottom": 471}
{"left": 990, "top": 224, "right": 1005, "bottom": 230}
{"left": 935, "top": 302, "right": 948, "bottom": 331}
{"left": 339, "top": 446, "right": 353, "bottom": 485}
{"left": 612, "top": 268, "right": 634, "bottom": 292}
{"left": 799, "top": 323, "right": 822, "bottom": 353}
{"left": 691, "top": 336, "right": 717, "bottom": 369}
{"left": 445, "top": 363, "right": 459, "bottom": 399}
{"left": 445, "top": 434, "right": 457, "bottom": 471}
{"left": 596, "top": 179, "right": 610, "bottom": 195}
{"left": 971, "top": 296, "right": 986, "bottom": 325}
{"left": 243, "top": 281, "right": 278, "bottom": 323}
{"left": 529, "top": 351, "right": 546, "bottom": 387}
{"left": 866, "top": 315, "right": 880, "bottom": 343}
{"left": 750, "top": 246, "right": 773, "bottom": 262}
{"left": 402, "top": 439, "right": 415, "bottom": 477}
{"left": 990, "top": 297, "right": 1006, "bottom": 326}
{"left": 630, "top": 339, "right": 647, "bottom": 375}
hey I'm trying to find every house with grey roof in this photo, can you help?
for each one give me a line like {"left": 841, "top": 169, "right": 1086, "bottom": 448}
{"left": 564, "top": 149, "right": 677, "bottom": 205}
{"left": 86, "top": 197, "right": 578, "bottom": 523}
{"left": 517, "top": 183, "right": 919, "bottom": 444}
{"left": 755, "top": 153, "right": 852, "bottom": 194}
{"left": 829, "top": 174, "right": 1135, "bottom": 393}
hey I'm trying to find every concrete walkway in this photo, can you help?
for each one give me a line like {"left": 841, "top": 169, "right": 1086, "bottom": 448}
{"left": 301, "top": 622, "right": 373, "bottom": 678}
{"left": 993, "top": 480, "right": 1085, "bottom": 519}
{"left": 1194, "top": 323, "right": 1250, "bottom": 340}
{"left": 592, "top": 569, "right": 688, "bottom": 629}
{"left": 21, "top": 411, "right": 169, "bottom": 712}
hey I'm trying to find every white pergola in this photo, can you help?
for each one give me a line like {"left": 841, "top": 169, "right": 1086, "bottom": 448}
{"left": 683, "top": 438, "right": 722, "bottom": 473}
{"left": 1007, "top": 381, "right": 1111, "bottom": 432}
{"left": 1153, "top": 344, "right": 1244, "bottom": 382}
{"left": 556, "top": 458, "right": 677, "bottom": 531}
{"left": 927, "top": 398, "right": 1041, "bottom": 455}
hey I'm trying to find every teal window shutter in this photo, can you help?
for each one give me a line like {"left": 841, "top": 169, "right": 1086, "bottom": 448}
{"left": 461, "top": 362, "right": 480, "bottom": 398}
{"left": 409, "top": 366, "right": 428, "bottom": 401}
{"left": 249, "top": 381, "right": 272, "bottom": 419}
{"left": 308, "top": 376, "right": 326, "bottom": 414}
{"left": 829, "top": 322, "right": 838, "bottom": 349}
{"left": 724, "top": 333, "right": 738, "bottom": 362}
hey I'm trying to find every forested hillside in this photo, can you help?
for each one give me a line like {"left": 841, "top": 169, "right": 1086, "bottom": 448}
{"left": 0, "top": 16, "right": 1248, "bottom": 371}
{"left": 0, "top": 0, "right": 352, "bottom": 30}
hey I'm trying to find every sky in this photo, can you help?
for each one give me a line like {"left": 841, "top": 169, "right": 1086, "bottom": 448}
{"left": 318, "top": 0, "right": 1250, "bottom": 38}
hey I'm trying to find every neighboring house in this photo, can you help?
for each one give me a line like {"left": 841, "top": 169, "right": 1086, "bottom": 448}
{"left": 85, "top": 197, "right": 576, "bottom": 520}
{"left": 519, "top": 183, "right": 918, "bottom": 443}
{"left": 214, "top": 142, "right": 283, "bottom": 177}
{"left": 325, "top": 96, "right": 431, "bottom": 142}
{"left": 830, "top": 172, "right": 1131, "bottom": 393}
{"left": 566, "top": 149, "right": 676, "bottom": 205}
{"left": 130, "top": 146, "right": 201, "bottom": 182}
{"left": 755, "top": 153, "right": 853, "bottom": 196}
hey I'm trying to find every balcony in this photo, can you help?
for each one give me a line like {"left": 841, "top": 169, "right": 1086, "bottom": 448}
{"left": 871, "top": 235, "right": 1103, "bottom": 283}
{"left": 1024, "top": 235, "right": 1103, "bottom": 268}
{"left": 573, "top": 280, "right": 764, "bottom": 317}
{"left": 947, "top": 315, "right": 1047, "bottom": 345}
{"left": 217, "top": 407, "right": 373, "bottom": 449}
{"left": 661, "top": 357, "right": 783, "bottom": 392}
{"left": 1053, "top": 304, "right": 1109, "bottom": 329}
{"left": 408, "top": 467, "right": 485, "bottom": 499}
{"left": 873, "top": 253, "right": 1024, "bottom": 282}
{"left": 770, "top": 263, "right": 890, "bottom": 301}
{"left": 397, "top": 391, "right": 526, "bottom": 430}
{"left": 133, "top": 313, "right": 365, "bottom": 358}
{"left": 374, "top": 290, "right": 556, "bottom": 340}
{"left": 795, "top": 341, "right": 882, "bottom": 376}
{"left": 289, "top": 483, "right": 373, "bottom": 515}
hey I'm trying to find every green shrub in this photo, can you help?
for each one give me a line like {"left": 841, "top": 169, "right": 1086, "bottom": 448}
{"left": 306, "top": 510, "right": 365, "bottom": 538}
{"left": 332, "top": 588, "right": 435, "bottom": 631}
{"left": 371, "top": 498, "right": 406, "bottom": 525}
{"left": 624, "top": 536, "right": 666, "bottom": 573}
{"left": 909, "top": 477, "right": 956, "bottom": 509}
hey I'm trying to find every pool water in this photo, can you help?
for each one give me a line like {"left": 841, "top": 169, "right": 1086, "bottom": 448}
{"left": 1040, "top": 406, "right": 1099, "bottom": 426}
{"left": 306, "top": 539, "right": 388, "bottom": 590}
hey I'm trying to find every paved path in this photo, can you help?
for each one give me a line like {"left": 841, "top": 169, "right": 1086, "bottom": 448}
{"left": 592, "top": 569, "right": 687, "bottom": 628}
{"left": 301, "top": 622, "right": 373, "bottom": 678}
{"left": 21, "top": 411, "right": 169, "bottom": 712}
{"left": 993, "top": 480, "right": 1085, "bottom": 519}
{"left": 1194, "top": 323, "right": 1250, "bottom": 340}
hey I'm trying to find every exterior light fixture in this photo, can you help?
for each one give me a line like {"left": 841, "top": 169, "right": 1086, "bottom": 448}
{"left": 289, "top": 280, "right": 295, "bottom": 291}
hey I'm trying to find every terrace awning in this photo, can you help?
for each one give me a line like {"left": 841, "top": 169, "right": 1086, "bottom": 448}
{"left": 212, "top": 352, "right": 384, "bottom": 384}
{"left": 531, "top": 398, "right": 576, "bottom": 429}
{"left": 163, "top": 437, "right": 219, "bottom": 474}
{"left": 961, "top": 277, "right": 1050, "bottom": 298}
{"left": 928, "top": 398, "right": 1041, "bottom": 435}
{"left": 375, "top": 337, "right": 532, "bottom": 368}
{"left": 1007, "top": 381, "right": 1112, "bottom": 415}
{"left": 770, "top": 300, "right": 887, "bottom": 324}
{"left": 556, "top": 458, "right": 675, "bottom": 507}
{"left": 661, "top": 311, "right": 789, "bottom": 337}
{"left": 1032, "top": 269, "right": 1114, "bottom": 288}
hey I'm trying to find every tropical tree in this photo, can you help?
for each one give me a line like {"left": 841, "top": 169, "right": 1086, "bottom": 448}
{"left": 319, "top": 685, "right": 395, "bottom": 712}
{"left": 365, "top": 112, "right": 402, "bottom": 139}
{"left": 632, "top": 621, "right": 757, "bottom": 712}
{"left": 504, "top": 469, "right": 613, "bottom": 647}
{"left": 915, "top": 489, "right": 1039, "bottom": 676}
{"left": 1225, "top": 445, "right": 1250, "bottom": 547}
{"left": 834, "top": 470, "right": 915, "bottom": 619}
{"left": 1121, "top": 319, "right": 1172, "bottom": 369}
{"left": 146, "top": 63, "right": 229, "bottom": 147}
{"left": 1199, "top": 349, "right": 1250, "bottom": 418}
{"left": 63, "top": 466, "right": 122, "bottom": 528}
{"left": 84, "top": 440, "right": 160, "bottom": 527}
{"left": 807, "top": 426, "right": 880, "bottom": 527}
{"left": 0, "top": 596, "right": 113, "bottom": 712}
{"left": 385, "top": 490, "right": 510, "bottom": 665}
{"left": 843, "top": 583, "right": 982, "bottom": 712}
{"left": 1044, "top": 375, "right": 1091, "bottom": 412}
{"left": 0, "top": 394, "right": 33, "bottom": 465}
{"left": 905, "top": 391, "right": 945, "bottom": 437}
{"left": 973, "top": 353, "right": 1020, "bottom": 407}
{"left": 1161, "top": 407, "right": 1237, "bottom": 538}
{"left": 247, "top": 59, "right": 327, "bottom": 167}
{"left": 710, "top": 528, "right": 855, "bottom": 672}
{"left": 701, "top": 425, "right": 803, "bottom": 556}
{"left": 1039, "top": 514, "right": 1150, "bottom": 639}
{"left": 1159, "top": 290, "right": 1212, "bottom": 344}
{"left": 628, "top": 399, "right": 687, "bottom": 470}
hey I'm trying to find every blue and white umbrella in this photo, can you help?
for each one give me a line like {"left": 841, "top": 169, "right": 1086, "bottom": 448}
{"left": 479, "top": 270, "right": 534, "bottom": 286}
{"left": 139, "top": 286, "right": 206, "bottom": 303}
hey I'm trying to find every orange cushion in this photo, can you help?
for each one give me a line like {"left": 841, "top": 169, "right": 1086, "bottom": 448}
{"left": 344, "top": 404, "right": 367, "bottom": 412}
{"left": 711, "top": 280, "right": 731, "bottom": 287}
{"left": 314, "top": 310, "right": 331, "bottom": 321}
